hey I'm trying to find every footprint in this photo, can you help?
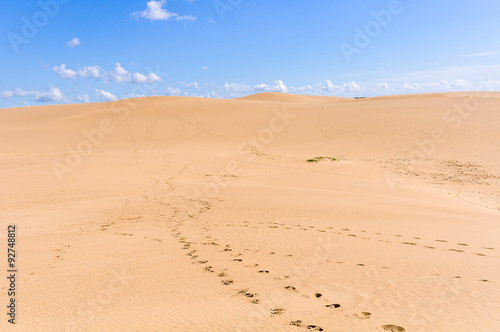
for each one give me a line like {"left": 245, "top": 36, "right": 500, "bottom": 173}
{"left": 325, "top": 304, "right": 340, "bottom": 309}
{"left": 402, "top": 242, "right": 417, "bottom": 246}
{"left": 314, "top": 293, "right": 322, "bottom": 298}
{"left": 258, "top": 270, "right": 270, "bottom": 274}
{"left": 285, "top": 286, "right": 297, "bottom": 292}
{"left": 238, "top": 289, "right": 258, "bottom": 298}
{"left": 457, "top": 243, "right": 468, "bottom": 246}
{"left": 307, "top": 325, "right": 323, "bottom": 331}
{"left": 381, "top": 325, "right": 405, "bottom": 332}
{"left": 435, "top": 240, "right": 447, "bottom": 243}
{"left": 423, "top": 246, "right": 435, "bottom": 249}
{"left": 449, "top": 249, "right": 464, "bottom": 253}
{"left": 221, "top": 279, "right": 234, "bottom": 285}
{"left": 356, "top": 312, "right": 371, "bottom": 319}
{"left": 271, "top": 308, "right": 285, "bottom": 316}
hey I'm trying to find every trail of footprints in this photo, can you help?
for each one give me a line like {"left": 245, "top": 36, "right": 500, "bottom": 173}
{"left": 163, "top": 214, "right": 494, "bottom": 331}
{"left": 166, "top": 219, "right": 412, "bottom": 331}
{"left": 264, "top": 221, "right": 496, "bottom": 258}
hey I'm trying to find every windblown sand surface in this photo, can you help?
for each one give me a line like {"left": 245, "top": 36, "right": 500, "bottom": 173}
{"left": 1, "top": 92, "right": 499, "bottom": 331}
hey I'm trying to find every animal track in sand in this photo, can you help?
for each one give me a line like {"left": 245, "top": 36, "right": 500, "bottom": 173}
{"left": 258, "top": 270, "right": 269, "bottom": 274}
{"left": 402, "top": 242, "right": 417, "bottom": 245}
{"left": 285, "top": 286, "right": 297, "bottom": 292}
{"left": 221, "top": 279, "right": 234, "bottom": 285}
{"left": 448, "top": 249, "right": 464, "bottom": 253}
{"left": 435, "top": 239, "right": 447, "bottom": 242}
{"left": 314, "top": 293, "right": 322, "bottom": 298}
{"left": 325, "top": 303, "right": 341, "bottom": 309}
{"left": 457, "top": 243, "right": 468, "bottom": 246}
{"left": 381, "top": 325, "right": 405, "bottom": 332}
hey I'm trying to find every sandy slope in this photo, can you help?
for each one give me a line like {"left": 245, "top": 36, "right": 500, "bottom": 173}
{"left": 0, "top": 92, "right": 499, "bottom": 331}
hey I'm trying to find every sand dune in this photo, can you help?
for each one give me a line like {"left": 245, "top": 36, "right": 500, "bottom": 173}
{"left": 0, "top": 92, "right": 499, "bottom": 331}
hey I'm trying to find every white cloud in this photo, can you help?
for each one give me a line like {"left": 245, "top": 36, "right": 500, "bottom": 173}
{"left": 79, "top": 65, "right": 101, "bottom": 78}
{"left": 403, "top": 80, "right": 470, "bottom": 90}
{"left": 53, "top": 64, "right": 78, "bottom": 79}
{"left": 202, "top": 66, "right": 209, "bottom": 70}
{"left": 77, "top": 94, "right": 91, "bottom": 103}
{"left": 53, "top": 63, "right": 162, "bottom": 83}
{"left": 251, "top": 80, "right": 288, "bottom": 93}
{"left": 67, "top": 38, "right": 81, "bottom": 47}
{"left": 321, "top": 80, "right": 361, "bottom": 93}
{"left": 1, "top": 87, "right": 66, "bottom": 102}
{"left": 95, "top": 89, "right": 118, "bottom": 102}
{"left": 109, "top": 63, "right": 129, "bottom": 83}
{"left": 273, "top": 80, "right": 288, "bottom": 93}
{"left": 131, "top": 72, "right": 162, "bottom": 83}
{"left": 1, "top": 90, "right": 14, "bottom": 97}
{"left": 185, "top": 82, "right": 198, "bottom": 88}
{"left": 35, "top": 87, "right": 66, "bottom": 102}
{"left": 165, "top": 87, "right": 181, "bottom": 96}
{"left": 132, "top": 0, "right": 196, "bottom": 21}
{"left": 223, "top": 82, "right": 251, "bottom": 94}
{"left": 202, "top": 91, "right": 218, "bottom": 98}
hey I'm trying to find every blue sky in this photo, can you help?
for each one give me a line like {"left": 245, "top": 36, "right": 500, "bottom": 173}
{"left": 1, "top": 0, "right": 500, "bottom": 108}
